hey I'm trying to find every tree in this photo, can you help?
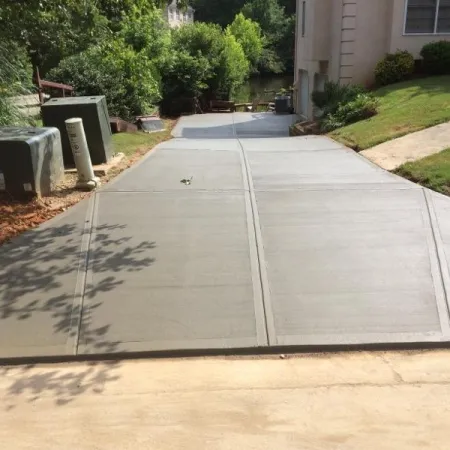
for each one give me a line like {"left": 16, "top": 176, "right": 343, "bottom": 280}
{"left": 242, "top": 0, "right": 294, "bottom": 74}
{"left": 0, "top": 0, "right": 188, "bottom": 73}
{"left": 0, "top": 0, "right": 108, "bottom": 74}
{"left": 120, "top": 7, "right": 171, "bottom": 67}
{"left": 0, "top": 39, "right": 33, "bottom": 125}
{"left": 165, "top": 22, "right": 250, "bottom": 103}
{"left": 48, "top": 38, "right": 161, "bottom": 119}
{"left": 190, "top": 0, "right": 246, "bottom": 27}
{"left": 241, "top": 0, "right": 286, "bottom": 40}
{"left": 218, "top": 31, "right": 250, "bottom": 96}
{"left": 278, "top": 0, "right": 296, "bottom": 15}
{"left": 227, "top": 13, "right": 263, "bottom": 73}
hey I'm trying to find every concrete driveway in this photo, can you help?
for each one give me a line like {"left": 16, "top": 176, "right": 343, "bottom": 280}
{"left": 1, "top": 112, "right": 450, "bottom": 359}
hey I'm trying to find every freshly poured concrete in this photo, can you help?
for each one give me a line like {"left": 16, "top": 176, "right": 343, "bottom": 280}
{"left": 2, "top": 112, "right": 450, "bottom": 358}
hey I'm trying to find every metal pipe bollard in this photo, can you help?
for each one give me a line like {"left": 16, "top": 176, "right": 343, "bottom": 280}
{"left": 65, "top": 118, "right": 100, "bottom": 191}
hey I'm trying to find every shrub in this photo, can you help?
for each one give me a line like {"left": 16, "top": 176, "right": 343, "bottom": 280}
{"left": 48, "top": 39, "right": 161, "bottom": 119}
{"left": 374, "top": 50, "right": 415, "bottom": 86}
{"left": 227, "top": 13, "right": 263, "bottom": 73}
{"left": 311, "top": 81, "right": 366, "bottom": 116}
{"left": 420, "top": 41, "right": 450, "bottom": 75}
{"left": 169, "top": 22, "right": 249, "bottom": 100}
{"left": 218, "top": 31, "right": 250, "bottom": 97}
{"left": 320, "top": 94, "right": 379, "bottom": 132}
{"left": 0, "top": 41, "right": 33, "bottom": 126}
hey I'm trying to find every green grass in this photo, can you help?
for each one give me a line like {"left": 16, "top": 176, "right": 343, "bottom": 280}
{"left": 329, "top": 76, "right": 450, "bottom": 150}
{"left": 111, "top": 120, "right": 173, "bottom": 157}
{"left": 395, "top": 147, "right": 450, "bottom": 195}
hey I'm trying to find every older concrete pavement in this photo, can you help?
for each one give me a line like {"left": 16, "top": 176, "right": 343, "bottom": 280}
{"left": 2, "top": 112, "right": 450, "bottom": 358}
{"left": 2, "top": 351, "right": 450, "bottom": 449}
{"left": 361, "top": 121, "right": 450, "bottom": 170}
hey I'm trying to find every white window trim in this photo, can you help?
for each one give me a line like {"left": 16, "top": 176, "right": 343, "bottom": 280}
{"left": 403, "top": 0, "right": 450, "bottom": 35}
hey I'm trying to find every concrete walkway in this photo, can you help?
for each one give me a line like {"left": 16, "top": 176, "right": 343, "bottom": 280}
{"left": 2, "top": 350, "right": 450, "bottom": 449}
{"left": 361, "top": 121, "right": 450, "bottom": 170}
{"left": 2, "top": 112, "right": 450, "bottom": 359}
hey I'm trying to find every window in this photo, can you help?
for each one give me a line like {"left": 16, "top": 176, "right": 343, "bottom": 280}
{"left": 405, "top": 0, "right": 450, "bottom": 34}
{"left": 301, "top": 1, "right": 306, "bottom": 37}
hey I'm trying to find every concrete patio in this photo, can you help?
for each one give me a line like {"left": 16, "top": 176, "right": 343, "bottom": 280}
{"left": 1, "top": 112, "right": 450, "bottom": 359}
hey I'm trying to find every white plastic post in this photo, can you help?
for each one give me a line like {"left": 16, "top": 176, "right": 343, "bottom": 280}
{"left": 65, "top": 118, "right": 100, "bottom": 190}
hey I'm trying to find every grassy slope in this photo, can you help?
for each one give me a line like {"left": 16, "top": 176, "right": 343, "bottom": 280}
{"left": 395, "top": 148, "right": 450, "bottom": 195}
{"left": 329, "top": 76, "right": 450, "bottom": 150}
{"left": 112, "top": 120, "right": 174, "bottom": 157}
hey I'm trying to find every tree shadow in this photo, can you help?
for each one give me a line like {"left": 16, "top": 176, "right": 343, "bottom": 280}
{"left": 0, "top": 211, "right": 156, "bottom": 408}
{"left": 0, "top": 360, "right": 121, "bottom": 410}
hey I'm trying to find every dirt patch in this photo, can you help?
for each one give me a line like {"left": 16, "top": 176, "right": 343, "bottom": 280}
{"left": 0, "top": 121, "right": 176, "bottom": 245}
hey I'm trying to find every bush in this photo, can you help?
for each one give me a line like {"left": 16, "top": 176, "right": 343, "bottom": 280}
{"left": 0, "top": 41, "right": 33, "bottom": 126}
{"left": 374, "top": 50, "right": 415, "bottom": 86}
{"left": 320, "top": 94, "right": 379, "bottom": 132}
{"left": 421, "top": 41, "right": 450, "bottom": 75}
{"left": 311, "top": 81, "right": 366, "bottom": 116}
{"left": 218, "top": 31, "right": 250, "bottom": 97}
{"left": 227, "top": 13, "right": 263, "bottom": 73}
{"left": 168, "top": 22, "right": 249, "bottom": 100}
{"left": 48, "top": 39, "right": 161, "bottom": 119}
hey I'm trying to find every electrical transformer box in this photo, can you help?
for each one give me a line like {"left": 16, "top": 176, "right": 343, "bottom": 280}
{"left": 0, "top": 127, "right": 64, "bottom": 197}
{"left": 41, "top": 96, "right": 112, "bottom": 166}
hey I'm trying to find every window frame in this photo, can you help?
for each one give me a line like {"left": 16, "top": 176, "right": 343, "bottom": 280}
{"left": 403, "top": 0, "right": 450, "bottom": 35}
{"left": 301, "top": 1, "right": 306, "bottom": 37}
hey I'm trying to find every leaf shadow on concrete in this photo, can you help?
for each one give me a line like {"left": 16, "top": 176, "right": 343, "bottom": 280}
{"left": 0, "top": 213, "right": 156, "bottom": 409}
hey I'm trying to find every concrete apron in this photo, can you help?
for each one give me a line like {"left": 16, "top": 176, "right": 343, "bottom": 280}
{"left": 1, "top": 113, "right": 450, "bottom": 360}
{"left": 1, "top": 351, "right": 450, "bottom": 450}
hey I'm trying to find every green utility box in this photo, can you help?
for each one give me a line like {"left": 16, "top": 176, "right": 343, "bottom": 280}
{"left": 0, "top": 127, "right": 64, "bottom": 197}
{"left": 41, "top": 96, "right": 112, "bottom": 166}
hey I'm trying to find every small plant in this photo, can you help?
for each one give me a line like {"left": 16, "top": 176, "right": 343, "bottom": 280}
{"left": 312, "top": 81, "right": 366, "bottom": 116}
{"left": 311, "top": 81, "right": 378, "bottom": 132}
{"left": 320, "top": 94, "right": 379, "bottom": 132}
{"left": 276, "top": 86, "right": 293, "bottom": 97}
{"left": 420, "top": 41, "right": 450, "bottom": 75}
{"left": 374, "top": 50, "right": 415, "bottom": 86}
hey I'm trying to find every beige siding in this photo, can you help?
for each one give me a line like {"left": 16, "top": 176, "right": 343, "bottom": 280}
{"left": 351, "top": 0, "right": 391, "bottom": 86}
{"left": 339, "top": 0, "right": 357, "bottom": 83}
{"left": 294, "top": 0, "right": 450, "bottom": 118}
{"left": 390, "top": 0, "right": 450, "bottom": 57}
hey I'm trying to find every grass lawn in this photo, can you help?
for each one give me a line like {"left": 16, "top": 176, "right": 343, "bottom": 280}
{"left": 329, "top": 76, "right": 450, "bottom": 150}
{"left": 111, "top": 119, "right": 174, "bottom": 157}
{"left": 395, "top": 148, "right": 450, "bottom": 195}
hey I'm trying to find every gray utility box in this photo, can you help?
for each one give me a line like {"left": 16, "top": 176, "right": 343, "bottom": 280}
{"left": 275, "top": 95, "right": 292, "bottom": 114}
{"left": 41, "top": 96, "right": 112, "bottom": 166}
{"left": 0, "top": 127, "right": 64, "bottom": 197}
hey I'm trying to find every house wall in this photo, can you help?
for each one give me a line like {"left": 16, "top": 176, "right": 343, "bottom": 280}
{"left": 294, "top": 0, "right": 450, "bottom": 118}
{"left": 390, "top": 0, "right": 449, "bottom": 56}
{"left": 351, "top": 0, "right": 392, "bottom": 86}
{"left": 165, "top": 1, "right": 194, "bottom": 28}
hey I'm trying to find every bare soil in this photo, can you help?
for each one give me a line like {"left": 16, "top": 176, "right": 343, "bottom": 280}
{"left": 0, "top": 125, "right": 175, "bottom": 245}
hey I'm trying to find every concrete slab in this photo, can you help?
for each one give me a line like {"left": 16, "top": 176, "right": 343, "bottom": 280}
{"left": 5, "top": 352, "right": 450, "bottom": 450}
{"left": 241, "top": 135, "right": 346, "bottom": 152}
{"left": 248, "top": 147, "right": 410, "bottom": 191}
{"left": 0, "top": 200, "right": 92, "bottom": 358}
{"left": 172, "top": 114, "right": 235, "bottom": 139}
{"left": 157, "top": 138, "right": 241, "bottom": 152}
{"left": 255, "top": 189, "right": 448, "bottom": 346}
{"left": 78, "top": 191, "right": 266, "bottom": 354}
{"left": 171, "top": 112, "right": 294, "bottom": 139}
{"left": 103, "top": 148, "right": 245, "bottom": 192}
{"left": 2, "top": 113, "right": 450, "bottom": 359}
{"left": 233, "top": 112, "right": 294, "bottom": 137}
